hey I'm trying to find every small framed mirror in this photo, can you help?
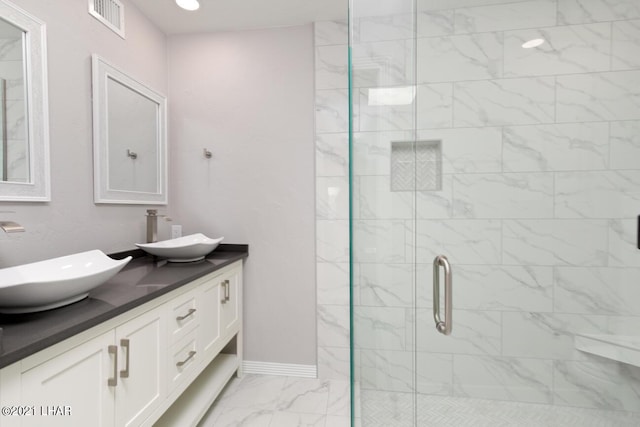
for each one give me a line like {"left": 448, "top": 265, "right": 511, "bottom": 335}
{"left": 92, "top": 54, "right": 167, "bottom": 204}
{"left": 0, "top": 1, "right": 50, "bottom": 202}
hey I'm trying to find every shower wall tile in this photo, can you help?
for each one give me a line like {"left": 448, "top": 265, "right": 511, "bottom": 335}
{"left": 558, "top": 0, "right": 640, "bottom": 24}
{"left": 416, "top": 353, "right": 453, "bottom": 395}
{"left": 553, "top": 360, "right": 640, "bottom": 411}
{"left": 353, "top": 219, "right": 411, "bottom": 263}
{"left": 502, "top": 312, "right": 609, "bottom": 360}
{"left": 355, "top": 13, "right": 414, "bottom": 42}
{"left": 416, "top": 174, "right": 454, "bottom": 219}
{"left": 555, "top": 171, "right": 640, "bottom": 218}
{"left": 417, "top": 10, "right": 455, "bottom": 38}
{"left": 414, "top": 309, "right": 501, "bottom": 355}
{"left": 317, "top": 262, "right": 350, "bottom": 306}
{"left": 354, "top": 307, "right": 407, "bottom": 350}
{"left": 453, "top": 173, "right": 554, "bottom": 218}
{"left": 318, "top": 346, "right": 351, "bottom": 380}
{"left": 360, "top": 350, "right": 413, "bottom": 392}
{"left": 454, "top": 77, "right": 555, "bottom": 127}
{"left": 358, "top": 88, "right": 414, "bottom": 132}
{"left": 608, "top": 218, "right": 640, "bottom": 267}
{"left": 416, "top": 32, "right": 503, "bottom": 83}
{"left": 503, "top": 220, "right": 608, "bottom": 266}
{"left": 612, "top": 20, "right": 640, "bottom": 70}
{"left": 352, "top": 40, "right": 414, "bottom": 88}
{"left": 352, "top": 131, "right": 413, "bottom": 176}
{"left": 610, "top": 121, "right": 640, "bottom": 170}
{"left": 453, "top": 355, "right": 553, "bottom": 404}
{"left": 317, "top": 305, "right": 350, "bottom": 348}
{"left": 418, "top": 0, "right": 531, "bottom": 12}
{"left": 316, "top": 89, "right": 351, "bottom": 133}
{"left": 316, "top": 133, "right": 349, "bottom": 177}
{"left": 416, "top": 83, "right": 454, "bottom": 129}
{"left": 504, "top": 23, "right": 611, "bottom": 77}
{"left": 555, "top": 267, "right": 640, "bottom": 315}
{"left": 454, "top": 0, "right": 557, "bottom": 34}
{"left": 556, "top": 70, "right": 640, "bottom": 122}
{"left": 417, "top": 127, "right": 502, "bottom": 174}
{"left": 314, "top": 20, "right": 348, "bottom": 46}
{"left": 317, "top": 176, "right": 349, "bottom": 220}
{"left": 503, "top": 123, "right": 609, "bottom": 172}
{"left": 359, "top": 263, "right": 413, "bottom": 307}
{"left": 0, "top": 38, "right": 22, "bottom": 60}
{"left": 358, "top": 175, "right": 414, "bottom": 219}
{"left": 315, "top": 45, "right": 349, "bottom": 90}
{"left": 316, "top": 220, "right": 350, "bottom": 263}
{"left": 416, "top": 219, "right": 502, "bottom": 264}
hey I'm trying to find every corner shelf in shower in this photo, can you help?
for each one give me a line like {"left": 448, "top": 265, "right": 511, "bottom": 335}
{"left": 575, "top": 334, "right": 640, "bottom": 368}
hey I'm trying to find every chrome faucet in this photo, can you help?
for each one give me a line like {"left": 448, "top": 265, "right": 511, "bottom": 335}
{"left": 145, "top": 209, "right": 171, "bottom": 243}
{"left": 0, "top": 221, "right": 24, "bottom": 233}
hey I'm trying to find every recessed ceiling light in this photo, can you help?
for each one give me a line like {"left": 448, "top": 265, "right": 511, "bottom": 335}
{"left": 522, "top": 38, "right": 545, "bottom": 49}
{"left": 176, "top": 0, "right": 200, "bottom": 11}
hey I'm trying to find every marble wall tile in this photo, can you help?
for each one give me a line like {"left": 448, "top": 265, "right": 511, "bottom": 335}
{"left": 316, "top": 133, "right": 349, "bottom": 177}
{"left": 352, "top": 39, "right": 414, "bottom": 88}
{"left": 554, "top": 360, "right": 640, "bottom": 411}
{"left": 316, "top": 45, "right": 349, "bottom": 90}
{"left": 360, "top": 349, "right": 413, "bottom": 392}
{"left": 417, "top": 32, "right": 503, "bottom": 83}
{"left": 0, "top": 39, "right": 23, "bottom": 61}
{"left": 318, "top": 304, "right": 350, "bottom": 348}
{"left": 359, "top": 88, "right": 414, "bottom": 132}
{"left": 453, "top": 173, "right": 554, "bottom": 218}
{"left": 556, "top": 70, "right": 640, "bottom": 122}
{"left": 318, "top": 346, "right": 351, "bottom": 380}
{"left": 416, "top": 352, "right": 453, "bottom": 395}
{"left": 317, "top": 176, "right": 350, "bottom": 220}
{"left": 316, "top": 89, "right": 351, "bottom": 133}
{"left": 354, "top": 306, "right": 407, "bottom": 350}
{"left": 555, "top": 267, "right": 640, "bottom": 315}
{"left": 414, "top": 309, "right": 501, "bottom": 355}
{"left": 454, "top": 77, "right": 555, "bottom": 126}
{"left": 316, "top": 220, "right": 350, "bottom": 263}
{"left": 315, "top": 20, "right": 348, "bottom": 46}
{"left": 353, "top": 220, "right": 411, "bottom": 263}
{"left": 417, "top": 10, "right": 455, "bottom": 38}
{"left": 610, "top": 121, "right": 640, "bottom": 170}
{"left": 555, "top": 171, "right": 640, "bottom": 218}
{"left": 416, "top": 219, "right": 502, "bottom": 264}
{"left": 558, "top": 0, "right": 640, "bottom": 24}
{"left": 416, "top": 174, "right": 454, "bottom": 219}
{"left": 608, "top": 218, "right": 640, "bottom": 267}
{"left": 358, "top": 175, "right": 414, "bottom": 219}
{"left": 359, "top": 263, "right": 413, "bottom": 307}
{"left": 352, "top": 131, "right": 413, "bottom": 176}
{"left": 416, "top": 83, "right": 454, "bottom": 129}
{"left": 0, "top": 61, "right": 25, "bottom": 100}
{"left": 416, "top": 265, "right": 553, "bottom": 312}
{"left": 355, "top": 13, "right": 414, "bottom": 42}
{"left": 317, "top": 262, "right": 350, "bottom": 306}
{"left": 503, "top": 123, "right": 609, "bottom": 172}
{"left": 453, "top": 355, "right": 553, "bottom": 404}
{"left": 504, "top": 23, "right": 611, "bottom": 77}
{"left": 503, "top": 220, "right": 608, "bottom": 266}
{"left": 417, "top": 127, "right": 503, "bottom": 174}
{"left": 455, "top": 0, "right": 557, "bottom": 34}
{"left": 418, "top": 0, "right": 531, "bottom": 11}
{"left": 327, "top": 380, "right": 350, "bottom": 416}
{"left": 502, "top": 312, "right": 609, "bottom": 360}
{"left": 5, "top": 99, "right": 26, "bottom": 140}
{"left": 612, "top": 20, "right": 640, "bottom": 70}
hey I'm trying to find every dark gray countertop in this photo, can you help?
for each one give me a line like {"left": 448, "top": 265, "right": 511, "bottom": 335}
{"left": 0, "top": 244, "right": 248, "bottom": 369}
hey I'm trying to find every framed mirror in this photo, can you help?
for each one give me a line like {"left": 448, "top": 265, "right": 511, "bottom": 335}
{"left": 0, "top": 1, "right": 50, "bottom": 201}
{"left": 92, "top": 54, "right": 167, "bottom": 204}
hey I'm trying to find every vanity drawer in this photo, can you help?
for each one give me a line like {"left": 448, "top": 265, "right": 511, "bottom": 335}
{"left": 168, "top": 288, "right": 199, "bottom": 345}
{"left": 168, "top": 330, "right": 199, "bottom": 394}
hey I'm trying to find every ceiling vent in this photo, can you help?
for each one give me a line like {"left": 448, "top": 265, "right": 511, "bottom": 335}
{"left": 89, "top": 0, "right": 125, "bottom": 39}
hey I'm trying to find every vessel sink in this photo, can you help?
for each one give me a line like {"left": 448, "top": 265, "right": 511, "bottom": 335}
{"left": 0, "top": 250, "right": 131, "bottom": 314}
{"left": 136, "top": 233, "right": 223, "bottom": 262}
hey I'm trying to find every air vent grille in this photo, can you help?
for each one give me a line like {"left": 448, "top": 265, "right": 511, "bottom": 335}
{"left": 89, "top": 0, "right": 125, "bottom": 39}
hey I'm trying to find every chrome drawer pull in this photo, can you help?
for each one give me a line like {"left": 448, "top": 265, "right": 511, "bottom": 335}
{"left": 120, "top": 339, "right": 130, "bottom": 378}
{"left": 176, "top": 308, "right": 196, "bottom": 321}
{"left": 176, "top": 350, "right": 196, "bottom": 367}
{"left": 108, "top": 345, "right": 118, "bottom": 386}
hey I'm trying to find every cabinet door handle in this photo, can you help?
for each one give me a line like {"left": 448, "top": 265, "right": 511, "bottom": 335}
{"left": 221, "top": 281, "right": 227, "bottom": 304}
{"left": 176, "top": 308, "right": 196, "bottom": 321}
{"left": 108, "top": 345, "right": 118, "bottom": 386}
{"left": 119, "top": 339, "right": 130, "bottom": 378}
{"left": 225, "top": 280, "right": 230, "bottom": 302}
{"left": 176, "top": 350, "right": 196, "bottom": 367}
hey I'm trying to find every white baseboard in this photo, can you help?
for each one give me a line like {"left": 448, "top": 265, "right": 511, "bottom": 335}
{"left": 242, "top": 360, "right": 317, "bottom": 378}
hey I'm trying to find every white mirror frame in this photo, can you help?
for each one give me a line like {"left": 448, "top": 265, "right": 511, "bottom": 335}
{"left": 0, "top": 0, "right": 50, "bottom": 202}
{"left": 92, "top": 54, "right": 167, "bottom": 204}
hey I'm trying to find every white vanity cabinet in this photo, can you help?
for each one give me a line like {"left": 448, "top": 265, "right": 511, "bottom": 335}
{"left": 0, "top": 260, "right": 243, "bottom": 427}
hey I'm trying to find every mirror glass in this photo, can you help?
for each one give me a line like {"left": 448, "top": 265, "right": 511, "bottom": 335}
{"left": 92, "top": 54, "right": 167, "bottom": 204}
{"left": 0, "top": 4, "right": 50, "bottom": 201}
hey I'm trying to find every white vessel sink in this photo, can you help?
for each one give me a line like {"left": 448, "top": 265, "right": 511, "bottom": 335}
{"left": 0, "top": 250, "right": 131, "bottom": 314}
{"left": 136, "top": 233, "right": 223, "bottom": 262}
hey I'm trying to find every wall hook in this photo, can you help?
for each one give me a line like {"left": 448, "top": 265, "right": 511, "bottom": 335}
{"left": 127, "top": 149, "right": 138, "bottom": 160}
{"left": 203, "top": 148, "right": 212, "bottom": 159}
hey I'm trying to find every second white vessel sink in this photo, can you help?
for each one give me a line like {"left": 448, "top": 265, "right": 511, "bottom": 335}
{"left": 0, "top": 250, "right": 131, "bottom": 314}
{"left": 136, "top": 233, "right": 223, "bottom": 262}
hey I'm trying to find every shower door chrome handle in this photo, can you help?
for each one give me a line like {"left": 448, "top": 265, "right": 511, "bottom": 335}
{"left": 433, "top": 255, "right": 452, "bottom": 335}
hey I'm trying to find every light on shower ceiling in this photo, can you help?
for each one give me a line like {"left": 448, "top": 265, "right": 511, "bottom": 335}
{"left": 176, "top": 0, "right": 200, "bottom": 11}
{"left": 522, "top": 38, "right": 545, "bottom": 49}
